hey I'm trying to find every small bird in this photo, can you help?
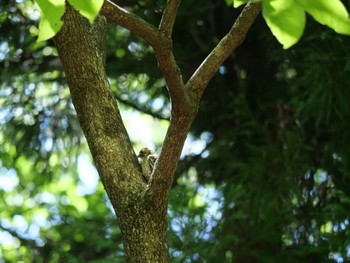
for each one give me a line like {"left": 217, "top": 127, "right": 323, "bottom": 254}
{"left": 137, "top": 148, "right": 158, "bottom": 182}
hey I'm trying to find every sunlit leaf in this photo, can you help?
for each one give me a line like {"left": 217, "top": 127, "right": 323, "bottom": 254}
{"left": 70, "top": 196, "right": 88, "bottom": 212}
{"left": 233, "top": 0, "right": 249, "bottom": 8}
{"left": 67, "top": 0, "right": 104, "bottom": 24}
{"left": 233, "top": 0, "right": 261, "bottom": 8}
{"left": 263, "top": 0, "right": 305, "bottom": 49}
{"left": 297, "top": 0, "right": 350, "bottom": 35}
{"left": 188, "top": 194, "right": 205, "bottom": 208}
{"left": 35, "top": 0, "right": 65, "bottom": 42}
{"left": 320, "top": 221, "right": 333, "bottom": 233}
{"left": 15, "top": 156, "right": 33, "bottom": 176}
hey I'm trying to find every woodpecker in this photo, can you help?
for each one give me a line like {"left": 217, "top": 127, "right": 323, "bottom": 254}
{"left": 137, "top": 148, "right": 158, "bottom": 181}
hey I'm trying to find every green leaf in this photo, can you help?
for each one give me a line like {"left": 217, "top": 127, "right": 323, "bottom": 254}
{"left": 188, "top": 194, "right": 205, "bottom": 208}
{"left": 233, "top": 0, "right": 261, "bottom": 8}
{"left": 68, "top": 0, "right": 104, "bottom": 24}
{"left": 15, "top": 156, "right": 33, "bottom": 176}
{"left": 233, "top": 0, "right": 248, "bottom": 8}
{"left": 297, "top": 0, "right": 350, "bottom": 35}
{"left": 262, "top": 0, "right": 306, "bottom": 49}
{"left": 35, "top": 0, "right": 65, "bottom": 42}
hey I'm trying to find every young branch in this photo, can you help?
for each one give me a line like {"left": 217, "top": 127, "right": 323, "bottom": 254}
{"left": 101, "top": 0, "right": 160, "bottom": 46}
{"left": 185, "top": 2, "right": 262, "bottom": 101}
{"left": 159, "top": 0, "right": 182, "bottom": 36}
{"left": 101, "top": 0, "right": 188, "bottom": 115}
{"left": 154, "top": 48, "right": 187, "bottom": 115}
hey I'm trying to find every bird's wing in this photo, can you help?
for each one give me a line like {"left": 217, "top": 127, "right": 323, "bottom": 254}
{"left": 148, "top": 154, "right": 158, "bottom": 170}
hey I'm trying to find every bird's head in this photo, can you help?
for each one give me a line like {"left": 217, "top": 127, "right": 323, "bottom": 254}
{"left": 137, "top": 148, "right": 153, "bottom": 158}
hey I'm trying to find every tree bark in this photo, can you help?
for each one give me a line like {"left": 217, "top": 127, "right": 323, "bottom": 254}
{"left": 54, "top": 5, "right": 170, "bottom": 262}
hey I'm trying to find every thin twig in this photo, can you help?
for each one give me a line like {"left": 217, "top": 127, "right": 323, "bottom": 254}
{"left": 114, "top": 93, "right": 170, "bottom": 120}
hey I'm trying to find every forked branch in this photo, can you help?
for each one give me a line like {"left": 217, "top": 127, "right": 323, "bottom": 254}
{"left": 185, "top": 2, "right": 262, "bottom": 102}
{"left": 100, "top": 0, "right": 262, "bottom": 198}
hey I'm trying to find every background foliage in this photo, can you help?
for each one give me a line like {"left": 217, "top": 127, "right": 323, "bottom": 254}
{"left": 1, "top": 0, "right": 350, "bottom": 262}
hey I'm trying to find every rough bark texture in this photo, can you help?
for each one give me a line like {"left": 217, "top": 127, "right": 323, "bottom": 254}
{"left": 54, "top": 1, "right": 262, "bottom": 262}
{"left": 54, "top": 5, "right": 170, "bottom": 262}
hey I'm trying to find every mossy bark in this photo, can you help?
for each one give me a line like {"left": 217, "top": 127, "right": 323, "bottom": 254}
{"left": 54, "top": 5, "right": 170, "bottom": 262}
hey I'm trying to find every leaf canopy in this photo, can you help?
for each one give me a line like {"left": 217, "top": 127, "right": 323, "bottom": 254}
{"left": 233, "top": 0, "right": 350, "bottom": 48}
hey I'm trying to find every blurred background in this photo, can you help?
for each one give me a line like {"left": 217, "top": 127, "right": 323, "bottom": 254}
{"left": 1, "top": 0, "right": 350, "bottom": 262}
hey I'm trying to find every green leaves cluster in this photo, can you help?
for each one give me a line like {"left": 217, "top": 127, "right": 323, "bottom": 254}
{"left": 233, "top": 0, "right": 350, "bottom": 48}
{"left": 34, "top": 0, "right": 103, "bottom": 42}
{"left": 35, "top": 0, "right": 350, "bottom": 47}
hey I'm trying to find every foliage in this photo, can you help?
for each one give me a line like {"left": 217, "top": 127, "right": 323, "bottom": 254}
{"left": 34, "top": 0, "right": 103, "bottom": 41}
{"left": 34, "top": 0, "right": 350, "bottom": 49}
{"left": 233, "top": 0, "right": 350, "bottom": 48}
{"left": 1, "top": 0, "right": 350, "bottom": 262}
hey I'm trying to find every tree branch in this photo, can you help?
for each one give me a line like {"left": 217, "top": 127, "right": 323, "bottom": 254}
{"left": 114, "top": 93, "right": 170, "bottom": 120}
{"left": 101, "top": 0, "right": 188, "bottom": 115}
{"left": 149, "top": 3, "right": 262, "bottom": 199}
{"left": 146, "top": 114, "right": 194, "bottom": 207}
{"left": 154, "top": 48, "right": 188, "bottom": 114}
{"left": 101, "top": 0, "right": 160, "bottom": 46}
{"left": 185, "top": 2, "right": 262, "bottom": 101}
{"left": 159, "top": 0, "right": 182, "bottom": 37}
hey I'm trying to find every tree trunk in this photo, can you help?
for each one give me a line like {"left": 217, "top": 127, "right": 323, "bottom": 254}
{"left": 54, "top": 5, "right": 170, "bottom": 262}
{"left": 118, "top": 196, "right": 170, "bottom": 262}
